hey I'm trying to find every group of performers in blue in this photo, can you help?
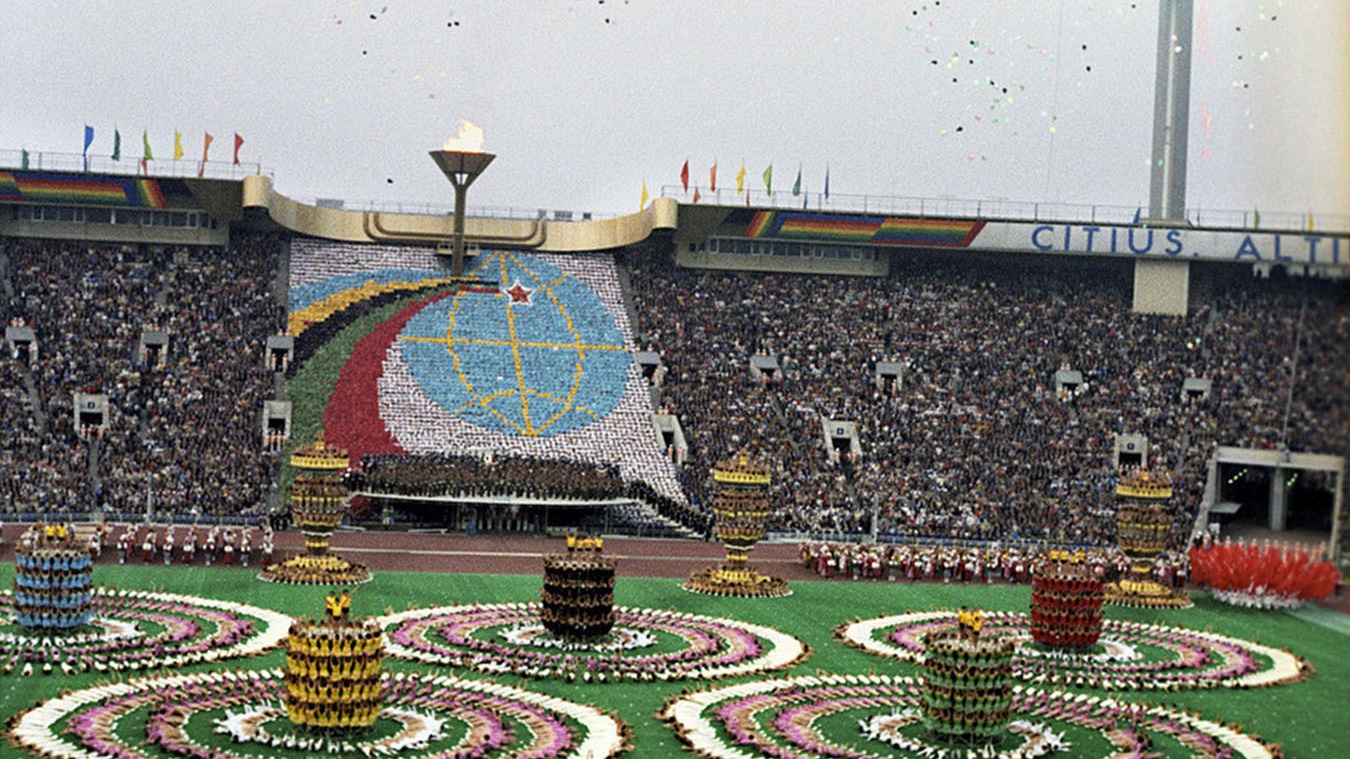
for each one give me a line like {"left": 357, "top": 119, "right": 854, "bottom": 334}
{"left": 11, "top": 522, "right": 95, "bottom": 630}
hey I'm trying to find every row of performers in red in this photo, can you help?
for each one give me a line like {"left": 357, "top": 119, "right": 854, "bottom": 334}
{"left": 799, "top": 542, "right": 1191, "bottom": 588}
{"left": 1030, "top": 589, "right": 1106, "bottom": 611}
{"left": 112, "top": 524, "right": 275, "bottom": 567}
{"left": 1188, "top": 537, "right": 1339, "bottom": 601}
{"left": 1032, "top": 574, "right": 1104, "bottom": 594}
{"left": 1029, "top": 606, "right": 1103, "bottom": 630}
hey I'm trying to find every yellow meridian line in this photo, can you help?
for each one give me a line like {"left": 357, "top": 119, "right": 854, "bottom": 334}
{"left": 400, "top": 336, "right": 625, "bottom": 351}
{"left": 440, "top": 259, "right": 526, "bottom": 435}
{"left": 413, "top": 252, "right": 616, "bottom": 434}
{"left": 533, "top": 276, "right": 588, "bottom": 434}
{"left": 504, "top": 252, "right": 588, "bottom": 435}
{"left": 501, "top": 254, "right": 535, "bottom": 435}
{"left": 445, "top": 295, "right": 477, "bottom": 396}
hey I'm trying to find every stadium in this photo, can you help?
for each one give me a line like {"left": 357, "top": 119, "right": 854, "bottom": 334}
{"left": 2, "top": 4, "right": 1349, "bottom": 759}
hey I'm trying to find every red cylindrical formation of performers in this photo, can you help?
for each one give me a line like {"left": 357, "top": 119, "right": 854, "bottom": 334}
{"left": 1029, "top": 551, "right": 1104, "bottom": 649}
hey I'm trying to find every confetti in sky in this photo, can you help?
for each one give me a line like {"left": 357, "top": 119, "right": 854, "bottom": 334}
{"left": 0, "top": 0, "right": 1343, "bottom": 219}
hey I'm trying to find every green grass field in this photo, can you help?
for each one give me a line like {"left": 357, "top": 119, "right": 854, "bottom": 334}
{"left": 1, "top": 564, "right": 1346, "bottom": 758}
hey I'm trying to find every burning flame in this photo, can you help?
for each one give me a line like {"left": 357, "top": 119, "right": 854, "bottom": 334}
{"left": 442, "top": 119, "right": 485, "bottom": 152}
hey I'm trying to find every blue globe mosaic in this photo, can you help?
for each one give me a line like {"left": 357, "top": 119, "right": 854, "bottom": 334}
{"left": 398, "top": 252, "right": 631, "bottom": 437}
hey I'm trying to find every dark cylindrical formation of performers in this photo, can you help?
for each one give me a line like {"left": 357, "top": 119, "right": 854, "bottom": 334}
{"left": 919, "top": 623, "right": 1015, "bottom": 742}
{"left": 12, "top": 525, "right": 94, "bottom": 632}
{"left": 541, "top": 535, "right": 617, "bottom": 640}
{"left": 1029, "top": 550, "right": 1104, "bottom": 649}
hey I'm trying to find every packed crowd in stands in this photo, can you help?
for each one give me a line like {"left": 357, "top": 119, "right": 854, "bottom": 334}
{"left": 625, "top": 251, "right": 1347, "bottom": 549}
{"left": 1, "top": 236, "right": 285, "bottom": 520}
{"left": 3, "top": 229, "right": 1345, "bottom": 555}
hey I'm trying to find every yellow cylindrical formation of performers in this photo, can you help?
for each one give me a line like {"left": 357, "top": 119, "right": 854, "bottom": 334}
{"left": 684, "top": 452, "right": 789, "bottom": 597}
{"left": 260, "top": 436, "right": 371, "bottom": 585}
{"left": 1105, "top": 470, "right": 1190, "bottom": 608}
{"left": 284, "top": 589, "right": 384, "bottom": 730}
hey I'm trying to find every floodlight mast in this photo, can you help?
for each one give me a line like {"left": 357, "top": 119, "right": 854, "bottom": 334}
{"left": 429, "top": 149, "right": 496, "bottom": 277}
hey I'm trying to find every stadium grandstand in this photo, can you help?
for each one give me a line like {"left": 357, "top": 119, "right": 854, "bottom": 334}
{"left": 0, "top": 155, "right": 1346, "bottom": 569}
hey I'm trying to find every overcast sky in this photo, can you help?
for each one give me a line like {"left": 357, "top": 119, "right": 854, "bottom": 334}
{"left": 2, "top": 1, "right": 1346, "bottom": 221}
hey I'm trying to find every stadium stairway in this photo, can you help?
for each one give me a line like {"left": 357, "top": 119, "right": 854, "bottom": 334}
{"left": 639, "top": 504, "right": 701, "bottom": 540}
{"left": 614, "top": 258, "right": 643, "bottom": 347}
{"left": 0, "top": 247, "right": 12, "bottom": 302}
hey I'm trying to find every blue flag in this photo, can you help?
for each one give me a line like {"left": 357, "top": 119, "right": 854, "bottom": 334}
{"left": 83, "top": 125, "right": 94, "bottom": 170}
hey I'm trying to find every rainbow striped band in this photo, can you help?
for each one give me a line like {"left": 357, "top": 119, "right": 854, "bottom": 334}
{"left": 745, "top": 211, "right": 984, "bottom": 247}
{"left": 0, "top": 172, "right": 168, "bottom": 208}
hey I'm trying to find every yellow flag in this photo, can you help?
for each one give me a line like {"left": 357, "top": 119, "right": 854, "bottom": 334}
{"left": 640, "top": 182, "right": 649, "bottom": 210}
{"left": 173, "top": 131, "right": 184, "bottom": 160}
{"left": 735, "top": 164, "right": 746, "bottom": 193}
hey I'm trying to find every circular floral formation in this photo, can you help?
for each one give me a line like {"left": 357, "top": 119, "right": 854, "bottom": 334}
{"left": 217, "top": 704, "right": 445, "bottom": 754}
{"left": 662, "top": 674, "right": 1281, "bottom": 759}
{"left": 10, "top": 669, "right": 629, "bottom": 759}
{"left": 500, "top": 622, "right": 657, "bottom": 652}
{"left": 861, "top": 710, "right": 1068, "bottom": 758}
{"left": 0, "top": 588, "right": 290, "bottom": 676}
{"left": 837, "top": 611, "right": 1311, "bottom": 691}
{"left": 378, "top": 602, "right": 808, "bottom": 681}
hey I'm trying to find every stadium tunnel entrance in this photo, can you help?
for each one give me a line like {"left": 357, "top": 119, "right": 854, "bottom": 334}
{"left": 1209, "top": 450, "right": 1343, "bottom": 551}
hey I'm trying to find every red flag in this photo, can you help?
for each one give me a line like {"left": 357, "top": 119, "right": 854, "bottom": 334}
{"left": 692, "top": 186, "right": 701, "bottom": 204}
{"left": 680, "top": 160, "right": 689, "bottom": 192}
{"left": 233, "top": 132, "right": 244, "bottom": 165}
{"left": 710, "top": 162, "right": 717, "bottom": 192}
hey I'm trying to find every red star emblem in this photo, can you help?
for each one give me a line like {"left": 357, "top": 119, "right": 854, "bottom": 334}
{"left": 505, "top": 281, "right": 533, "bottom": 305}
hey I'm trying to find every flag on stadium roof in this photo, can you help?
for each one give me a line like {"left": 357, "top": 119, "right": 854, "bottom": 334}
{"left": 111, "top": 129, "right": 121, "bottom": 162}
{"left": 233, "top": 132, "right": 244, "bottom": 165}
{"left": 200, "top": 133, "right": 214, "bottom": 177}
{"left": 762, "top": 163, "right": 772, "bottom": 195}
{"left": 680, "top": 160, "right": 689, "bottom": 192}
{"left": 140, "top": 129, "right": 152, "bottom": 175}
{"left": 173, "top": 132, "right": 185, "bottom": 160}
{"left": 82, "top": 125, "right": 94, "bottom": 170}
